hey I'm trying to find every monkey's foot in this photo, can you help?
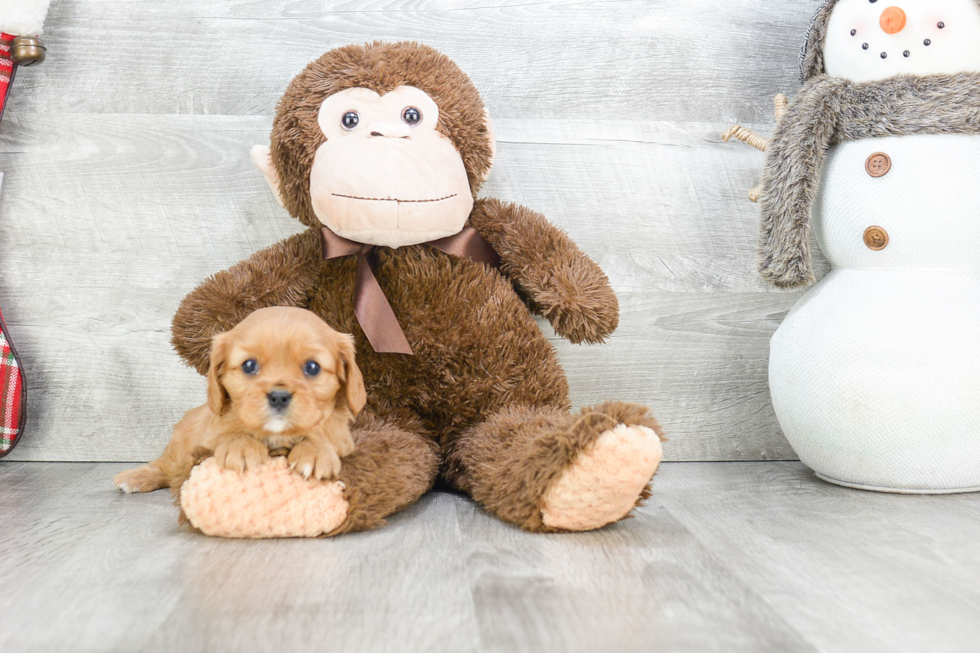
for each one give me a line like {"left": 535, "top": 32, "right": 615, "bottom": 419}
{"left": 180, "top": 457, "right": 349, "bottom": 538}
{"left": 541, "top": 424, "right": 663, "bottom": 531}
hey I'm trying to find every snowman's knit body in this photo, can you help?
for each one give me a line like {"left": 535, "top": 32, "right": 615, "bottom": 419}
{"left": 770, "top": 134, "right": 980, "bottom": 491}
{"left": 760, "top": 0, "right": 980, "bottom": 492}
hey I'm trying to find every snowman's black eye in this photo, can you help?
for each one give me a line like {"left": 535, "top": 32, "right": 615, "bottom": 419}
{"left": 904, "top": 51, "right": 911, "bottom": 57}
{"left": 303, "top": 360, "right": 321, "bottom": 377}
{"left": 242, "top": 359, "right": 259, "bottom": 375}
{"left": 881, "top": 52, "right": 888, "bottom": 59}
{"left": 863, "top": 43, "right": 870, "bottom": 50}
{"left": 870, "top": 0, "right": 878, "bottom": 3}
{"left": 851, "top": 29, "right": 857, "bottom": 36}
{"left": 938, "top": 22, "right": 945, "bottom": 29}
{"left": 924, "top": 39, "right": 932, "bottom": 46}
{"left": 401, "top": 106, "right": 422, "bottom": 126}
{"left": 341, "top": 111, "right": 359, "bottom": 131}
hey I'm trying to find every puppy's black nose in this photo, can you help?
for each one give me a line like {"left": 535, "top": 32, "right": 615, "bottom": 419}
{"left": 267, "top": 389, "right": 292, "bottom": 411}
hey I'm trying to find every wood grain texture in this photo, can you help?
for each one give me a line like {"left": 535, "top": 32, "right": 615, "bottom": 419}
{"left": 0, "top": 0, "right": 832, "bottom": 461}
{"left": 2, "top": 461, "right": 978, "bottom": 652}
{"left": 655, "top": 463, "right": 980, "bottom": 653}
{"left": 13, "top": 0, "right": 821, "bottom": 122}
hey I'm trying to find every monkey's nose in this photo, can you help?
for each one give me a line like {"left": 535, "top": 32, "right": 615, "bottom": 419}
{"left": 368, "top": 122, "right": 411, "bottom": 138}
{"left": 880, "top": 6, "right": 907, "bottom": 34}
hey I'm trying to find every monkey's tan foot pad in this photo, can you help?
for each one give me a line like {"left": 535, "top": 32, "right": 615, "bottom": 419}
{"left": 180, "top": 457, "right": 348, "bottom": 538}
{"left": 541, "top": 424, "right": 663, "bottom": 531}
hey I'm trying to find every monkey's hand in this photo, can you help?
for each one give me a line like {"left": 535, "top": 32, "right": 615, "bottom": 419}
{"left": 171, "top": 229, "right": 322, "bottom": 375}
{"left": 469, "top": 198, "right": 619, "bottom": 344}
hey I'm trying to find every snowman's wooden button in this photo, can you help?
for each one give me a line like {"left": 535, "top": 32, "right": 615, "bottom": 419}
{"left": 866, "top": 152, "right": 891, "bottom": 178}
{"left": 864, "top": 226, "right": 889, "bottom": 250}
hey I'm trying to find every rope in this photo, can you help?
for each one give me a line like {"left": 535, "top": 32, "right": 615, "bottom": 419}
{"left": 722, "top": 124, "right": 770, "bottom": 152}
{"left": 774, "top": 94, "right": 788, "bottom": 123}
{"left": 724, "top": 94, "right": 790, "bottom": 202}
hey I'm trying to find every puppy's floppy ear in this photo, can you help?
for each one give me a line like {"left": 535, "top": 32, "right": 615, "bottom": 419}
{"left": 207, "top": 332, "right": 232, "bottom": 415}
{"left": 336, "top": 334, "right": 366, "bottom": 416}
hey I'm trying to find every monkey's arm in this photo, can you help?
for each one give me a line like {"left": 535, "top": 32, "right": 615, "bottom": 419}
{"left": 469, "top": 198, "right": 619, "bottom": 344}
{"left": 171, "top": 229, "right": 322, "bottom": 375}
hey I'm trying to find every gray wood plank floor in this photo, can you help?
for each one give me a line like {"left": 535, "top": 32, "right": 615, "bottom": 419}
{"left": 2, "top": 461, "right": 977, "bottom": 653}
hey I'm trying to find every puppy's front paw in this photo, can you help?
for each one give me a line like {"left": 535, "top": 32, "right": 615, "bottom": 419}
{"left": 214, "top": 435, "right": 270, "bottom": 474}
{"left": 288, "top": 440, "right": 342, "bottom": 480}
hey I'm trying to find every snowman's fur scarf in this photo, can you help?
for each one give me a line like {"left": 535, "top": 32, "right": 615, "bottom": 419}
{"left": 799, "top": 1, "right": 839, "bottom": 84}
{"left": 801, "top": 0, "right": 980, "bottom": 82}
{"left": 0, "top": 0, "right": 51, "bottom": 36}
{"left": 760, "top": 72, "right": 980, "bottom": 287}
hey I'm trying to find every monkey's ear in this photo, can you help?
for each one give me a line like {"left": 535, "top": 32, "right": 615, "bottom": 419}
{"left": 483, "top": 108, "right": 496, "bottom": 181}
{"left": 250, "top": 144, "right": 285, "bottom": 208}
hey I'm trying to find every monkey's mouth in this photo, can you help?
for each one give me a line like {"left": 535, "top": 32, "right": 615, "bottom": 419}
{"left": 331, "top": 193, "right": 458, "bottom": 204}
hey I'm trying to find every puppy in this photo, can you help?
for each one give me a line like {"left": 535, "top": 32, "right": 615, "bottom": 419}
{"left": 114, "top": 307, "right": 366, "bottom": 494}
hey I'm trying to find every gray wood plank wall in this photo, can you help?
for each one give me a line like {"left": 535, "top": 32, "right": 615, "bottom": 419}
{"left": 0, "top": 0, "right": 830, "bottom": 462}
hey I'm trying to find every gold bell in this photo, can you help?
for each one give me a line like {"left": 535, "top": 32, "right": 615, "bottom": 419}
{"left": 11, "top": 36, "right": 46, "bottom": 67}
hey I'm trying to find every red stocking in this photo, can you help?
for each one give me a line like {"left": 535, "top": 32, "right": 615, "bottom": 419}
{"left": 0, "top": 34, "right": 14, "bottom": 122}
{"left": 0, "top": 33, "right": 28, "bottom": 456}
{"left": 0, "top": 308, "right": 25, "bottom": 456}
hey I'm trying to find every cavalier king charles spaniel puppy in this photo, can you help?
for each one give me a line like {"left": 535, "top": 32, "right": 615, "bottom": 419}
{"left": 114, "top": 307, "right": 365, "bottom": 493}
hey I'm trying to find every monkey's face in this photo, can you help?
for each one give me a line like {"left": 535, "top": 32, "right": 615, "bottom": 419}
{"left": 305, "top": 85, "right": 475, "bottom": 248}
{"left": 254, "top": 43, "right": 497, "bottom": 244}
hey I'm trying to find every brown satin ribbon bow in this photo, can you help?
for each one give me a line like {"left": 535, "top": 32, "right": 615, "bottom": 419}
{"left": 321, "top": 225, "right": 501, "bottom": 355}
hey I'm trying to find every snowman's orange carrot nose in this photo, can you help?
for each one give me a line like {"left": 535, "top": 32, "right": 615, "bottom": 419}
{"left": 880, "top": 7, "right": 907, "bottom": 34}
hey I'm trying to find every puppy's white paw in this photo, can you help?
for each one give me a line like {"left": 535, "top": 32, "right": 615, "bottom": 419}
{"left": 113, "top": 465, "right": 167, "bottom": 494}
{"left": 288, "top": 440, "right": 342, "bottom": 481}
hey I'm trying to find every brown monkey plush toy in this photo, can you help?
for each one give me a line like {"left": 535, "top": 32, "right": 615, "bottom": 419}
{"left": 171, "top": 41, "right": 664, "bottom": 537}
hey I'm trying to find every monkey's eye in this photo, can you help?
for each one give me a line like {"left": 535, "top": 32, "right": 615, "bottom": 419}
{"left": 304, "top": 360, "right": 321, "bottom": 377}
{"left": 401, "top": 106, "right": 422, "bottom": 126}
{"left": 341, "top": 111, "right": 359, "bottom": 131}
{"left": 242, "top": 359, "right": 259, "bottom": 375}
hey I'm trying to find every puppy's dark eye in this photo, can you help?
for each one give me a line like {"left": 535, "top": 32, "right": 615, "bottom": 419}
{"left": 402, "top": 106, "right": 422, "bottom": 126}
{"left": 242, "top": 359, "right": 259, "bottom": 375}
{"left": 341, "top": 111, "right": 359, "bottom": 131}
{"left": 304, "top": 360, "right": 321, "bottom": 377}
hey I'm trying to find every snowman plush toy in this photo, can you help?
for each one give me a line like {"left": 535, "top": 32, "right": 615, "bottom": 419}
{"left": 759, "top": 0, "right": 980, "bottom": 493}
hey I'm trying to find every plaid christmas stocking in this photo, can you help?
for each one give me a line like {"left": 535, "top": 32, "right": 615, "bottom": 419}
{"left": 0, "top": 308, "right": 24, "bottom": 456}
{"left": 0, "top": 34, "right": 23, "bottom": 456}
{"left": 0, "top": 33, "right": 13, "bottom": 123}
{"left": 0, "top": 35, "right": 24, "bottom": 454}
{"left": 0, "top": 0, "right": 51, "bottom": 457}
